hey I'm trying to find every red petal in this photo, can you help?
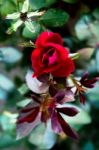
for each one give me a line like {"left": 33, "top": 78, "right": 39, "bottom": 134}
{"left": 57, "top": 112, "right": 78, "bottom": 139}
{"left": 17, "top": 107, "right": 39, "bottom": 123}
{"left": 45, "top": 43, "right": 69, "bottom": 63}
{"left": 31, "top": 48, "right": 43, "bottom": 75}
{"left": 57, "top": 107, "right": 79, "bottom": 116}
{"left": 52, "top": 57, "right": 75, "bottom": 77}
{"left": 35, "top": 31, "right": 63, "bottom": 48}
{"left": 36, "top": 43, "right": 69, "bottom": 75}
{"left": 51, "top": 110, "right": 62, "bottom": 133}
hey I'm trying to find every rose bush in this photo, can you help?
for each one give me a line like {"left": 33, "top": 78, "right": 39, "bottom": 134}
{"left": 31, "top": 31, "right": 75, "bottom": 77}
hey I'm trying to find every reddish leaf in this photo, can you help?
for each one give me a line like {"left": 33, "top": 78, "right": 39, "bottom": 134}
{"left": 31, "top": 94, "right": 41, "bottom": 104}
{"left": 21, "top": 107, "right": 34, "bottom": 113}
{"left": 16, "top": 113, "right": 41, "bottom": 140}
{"left": 49, "top": 84, "right": 58, "bottom": 97}
{"left": 17, "top": 107, "right": 39, "bottom": 123}
{"left": 54, "top": 90, "right": 65, "bottom": 102}
{"left": 80, "top": 72, "right": 98, "bottom": 88}
{"left": 57, "top": 107, "right": 78, "bottom": 116}
{"left": 60, "top": 90, "right": 75, "bottom": 103}
{"left": 57, "top": 112, "right": 78, "bottom": 139}
{"left": 80, "top": 72, "right": 89, "bottom": 82}
{"left": 79, "top": 93, "right": 86, "bottom": 105}
{"left": 51, "top": 110, "right": 62, "bottom": 134}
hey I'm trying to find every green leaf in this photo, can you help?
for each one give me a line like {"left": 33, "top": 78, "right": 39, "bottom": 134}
{"left": 0, "top": 113, "right": 16, "bottom": 132}
{"left": 96, "top": 49, "right": 99, "bottom": 72}
{"left": 17, "top": 98, "right": 32, "bottom": 107}
{"left": 0, "top": 89, "right": 7, "bottom": 100}
{"left": 75, "top": 15, "right": 99, "bottom": 46}
{"left": 0, "top": 0, "right": 16, "bottom": 16}
{"left": 0, "top": 47, "right": 22, "bottom": 64}
{"left": 0, "top": 133, "right": 16, "bottom": 148}
{"left": 0, "top": 74, "right": 15, "bottom": 92}
{"left": 29, "top": 123, "right": 56, "bottom": 149}
{"left": 62, "top": 0, "right": 78, "bottom": 3}
{"left": 75, "top": 15, "right": 92, "bottom": 40}
{"left": 92, "top": 8, "right": 99, "bottom": 20}
{"left": 23, "top": 21, "right": 42, "bottom": 39}
{"left": 39, "top": 9, "right": 69, "bottom": 27}
{"left": 18, "top": 84, "right": 29, "bottom": 95}
{"left": 82, "top": 141, "right": 95, "bottom": 150}
{"left": 87, "top": 82, "right": 99, "bottom": 105}
{"left": 30, "top": 0, "right": 56, "bottom": 10}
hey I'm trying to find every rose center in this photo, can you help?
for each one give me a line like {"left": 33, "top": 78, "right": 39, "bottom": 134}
{"left": 42, "top": 48, "right": 58, "bottom": 66}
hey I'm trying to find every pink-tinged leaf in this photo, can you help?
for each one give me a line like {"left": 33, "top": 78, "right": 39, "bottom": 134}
{"left": 20, "top": 107, "right": 34, "bottom": 113}
{"left": 26, "top": 70, "right": 49, "bottom": 94}
{"left": 57, "top": 112, "right": 78, "bottom": 139}
{"left": 79, "top": 93, "right": 86, "bottom": 105}
{"left": 31, "top": 94, "right": 41, "bottom": 104}
{"left": 54, "top": 90, "right": 65, "bottom": 103}
{"left": 57, "top": 107, "right": 79, "bottom": 116}
{"left": 80, "top": 72, "right": 98, "bottom": 88}
{"left": 16, "top": 113, "right": 41, "bottom": 140}
{"left": 51, "top": 110, "right": 62, "bottom": 134}
{"left": 17, "top": 107, "right": 39, "bottom": 123}
{"left": 20, "top": 100, "right": 39, "bottom": 112}
{"left": 60, "top": 90, "right": 75, "bottom": 104}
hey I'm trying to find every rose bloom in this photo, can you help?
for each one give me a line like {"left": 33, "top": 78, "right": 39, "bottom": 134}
{"left": 31, "top": 31, "right": 75, "bottom": 77}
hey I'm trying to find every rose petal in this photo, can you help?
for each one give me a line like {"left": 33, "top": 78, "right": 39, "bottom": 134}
{"left": 35, "top": 31, "right": 63, "bottom": 48}
{"left": 52, "top": 57, "right": 75, "bottom": 77}
{"left": 26, "top": 70, "right": 49, "bottom": 94}
{"left": 31, "top": 49, "right": 43, "bottom": 75}
{"left": 45, "top": 43, "right": 69, "bottom": 64}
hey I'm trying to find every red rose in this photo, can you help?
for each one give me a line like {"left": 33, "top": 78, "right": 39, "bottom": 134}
{"left": 31, "top": 31, "right": 75, "bottom": 77}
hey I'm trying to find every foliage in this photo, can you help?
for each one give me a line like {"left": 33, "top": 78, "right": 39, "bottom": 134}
{"left": 0, "top": 0, "right": 99, "bottom": 150}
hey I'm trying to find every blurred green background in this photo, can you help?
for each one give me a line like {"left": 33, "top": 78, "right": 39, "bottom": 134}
{"left": 0, "top": 0, "right": 99, "bottom": 150}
